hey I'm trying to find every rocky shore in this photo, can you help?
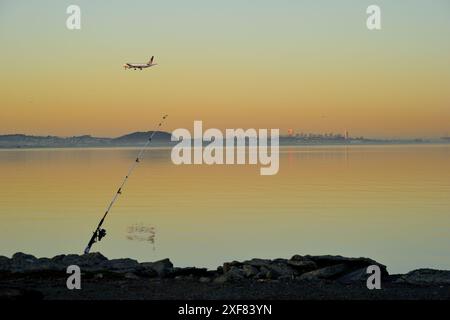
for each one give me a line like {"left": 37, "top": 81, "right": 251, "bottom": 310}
{"left": 1, "top": 252, "right": 450, "bottom": 300}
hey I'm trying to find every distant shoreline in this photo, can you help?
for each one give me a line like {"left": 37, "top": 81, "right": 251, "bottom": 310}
{"left": 1, "top": 131, "right": 449, "bottom": 149}
{"left": 1, "top": 141, "right": 449, "bottom": 150}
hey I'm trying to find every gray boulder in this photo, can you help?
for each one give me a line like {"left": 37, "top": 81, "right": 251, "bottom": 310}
{"left": 140, "top": 258, "right": 173, "bottom": 277}
{"left": 305, "top": 255, "right": 387, "bottom": 274}
{"left": 300, "top": 264, "right": 349, "bottom": 280}
{"left": 5, "top": 252, "right": 112, "bottom": 273}
{"left": 34, "top": 258, "right": 62, "bottom": 271}
{"left": 336, "top": 267, "right": 370, "bottom": 284}
{"left": 51, "top": 254, "right": 80, "bottom": 266}
{"left": 124, "top": 272, "right": 140, "bottom": 280}
{"left": 50, "top": 252, "right": 108, "bottom": 271}
{"left": 222, "top": 261, "right": 242, "bottom": 273}
{"left": 242, "top": 258, "right": 271, "bottom": 268}
{"left": 242, "top": 264, "right": 259, "bottom": 278}
{"left": 287, "top": 256, "right": 317, "bottom": 273}
{"left": 265, "top": 262, "right": 297, "bottom": 279}
{"left": 214, "top": 266, "right": 245, "bottom": 284}
{"left": 398, "top": 269, "right": 450, "bottom": 286}
{"left": 10, "top": 253, "right": 40, "bottom": 272}
{"left": 102, "top": 258, "right": 139, "bottom": 273}
{"left": 213, "top": 275, "right": 228, "bottom": 284}
{"left": 12, "top": 252, "right": 37, "bottom": 262}
{"left": 80, "top": 252, "right": 109, "bottom": 267}
{"left": 0, "top": 256, "right": 11, "bottom": 271}
{"left": 256, "top": 266, "right": 271, "bottom": 279}
{"left": 199, "top": 276, "right": 211, "bottom": 283}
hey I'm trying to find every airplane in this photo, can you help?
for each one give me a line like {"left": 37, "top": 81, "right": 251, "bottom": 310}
{"left": 123, "top": 56, "right": 157, "bottom": 70}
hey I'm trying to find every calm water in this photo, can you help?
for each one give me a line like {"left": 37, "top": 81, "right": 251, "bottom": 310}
{"left": 0, "top": 145, "right": 449, "bottom": 273}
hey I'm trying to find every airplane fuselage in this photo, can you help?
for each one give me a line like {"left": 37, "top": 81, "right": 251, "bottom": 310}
{"left": 123, "top": 63, "right": 157, "bottom": 70}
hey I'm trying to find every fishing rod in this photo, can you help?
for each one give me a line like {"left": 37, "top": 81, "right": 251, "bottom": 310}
{"left": 84, "top": 114, "right": 169, "bottom": 254}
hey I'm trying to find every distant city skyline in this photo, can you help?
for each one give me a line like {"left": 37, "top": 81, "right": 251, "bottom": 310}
{"left": 1, "top": 129, "right": 448, "bottom": 142}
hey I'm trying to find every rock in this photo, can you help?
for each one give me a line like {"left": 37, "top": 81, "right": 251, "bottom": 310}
{"left": 214, "top": 266, "right": 245, "bottom": 283}
{"left": 222, "top": 261, "right": 242, "bottom": 273}
{"left": 398, "top": 269, "right": 450, "bottom": 286}
{"left": 272, "top": 258, "right": 288, "bottom": 264}
{"left": 264, "top": 262, "right": 297, "bottom": 279}
{"left": 34, "top": 258, "right": 61, "bottom": 271}
{"left": 50, "top": 254, "right": 81, "bottom": 269}
{"left": 103, "top": 258, "right": 139, "bottom": 273}
{"left": 290, "top": 254, "right": 304, "bottom": 261}
{"left": 10, "top": 253, "right": 39, "bottom": 272}
{"left": 256, "top": 266, "right": 271, "bottom": 279}
{"left": 50, "top": 252, "right": 108, "bottom": 272}
{"left": 287, "top": 260, "right": 317, "bottom": 272}
{"left": 241, "top": 258, "right": 298, "bottom": 279}
{"left": 136, "top": 264, "right": 158, "bottom": 277}
{"left": 266, "top": 270, "right": 277, "bottom": 280}
{"left": 300, "top": 264, "right": 350, "bottom": 280}
{"left": 278, "top": 275, "right": 294, "bottom": 281}
{"left": 5, "top": 252, "right": 113, "bottom": 273}
{"left": 4, "top": 253, "right": 108, "bottom": 273}
{"left": 80, "top": 252, "right": 109, "bottom": 268}
{"left": 227, "top": 266, "right": 245, "bottom": 278}
{"left": 213, "top": 275, "right": 228, "bottom": 284}
{"left": 140, "top": 258, "right": 173, "bottom": 277}
{"left": 12, "top": 252, "right": 37, "bottom": 263}
{"left": 50, "top": 254, "right": 66, "bottom": 263}
{"left": 287, "top": 256, "right": 317, "bottom": 273}
{"left": 152, "top": 258, "right": 173, "bottom": 276}
{"left": 295, "top": 255, "right": 389, "bottom": 281}
{"left": 242, "top": 258, "right": 271, "bottom": 268}
{"left": 242, "top": 265, "right": 259, "bottom": 278}
{"left": 305, "top": 255, "right": 387, "bottom": 273}
{"left": 336, "top": 268, "right": 369, "bottom": 284}
{"left": 199, "top": 277, "right": 211, "bottom": 283}
{"left": 124, "top": 272, "right": 139, "bottom": 280}
{"left": 0, "top": 256, "right": 11, "bottom": 271}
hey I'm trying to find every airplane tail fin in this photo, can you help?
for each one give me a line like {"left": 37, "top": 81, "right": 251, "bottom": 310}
{"left": 149, "top": 56, "right": 154, "bottom": 65}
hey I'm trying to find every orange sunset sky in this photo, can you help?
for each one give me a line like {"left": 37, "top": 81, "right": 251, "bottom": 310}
{"left": 1, "top": 0, "right": 449, "bottom": 138}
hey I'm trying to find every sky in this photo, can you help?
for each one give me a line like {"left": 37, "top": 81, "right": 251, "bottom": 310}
{"left": 0, "top": 0, "right": 449, "bottom": 138}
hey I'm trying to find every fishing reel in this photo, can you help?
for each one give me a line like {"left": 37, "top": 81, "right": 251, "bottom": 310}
{"left": 97, "top": 228, "right": 107, "bottom": 242}
{"left": 83, "top": 228, "right": 106, "bottom": 254}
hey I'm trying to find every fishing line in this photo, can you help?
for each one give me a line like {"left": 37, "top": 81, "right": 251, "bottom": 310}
{"left": 84, "top": 114, "right": 169, "bottom": 254}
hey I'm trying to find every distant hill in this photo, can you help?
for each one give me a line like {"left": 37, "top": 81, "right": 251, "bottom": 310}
{"left": 112, "top": 131, "right": 172, "bottom": 144}
{"left": 0, "top": 131, "right": 173, "bottom": 148}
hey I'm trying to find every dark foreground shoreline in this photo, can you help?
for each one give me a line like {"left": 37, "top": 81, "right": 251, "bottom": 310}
{"left": 1, "top": 252, "right": 450, "bottom": 300}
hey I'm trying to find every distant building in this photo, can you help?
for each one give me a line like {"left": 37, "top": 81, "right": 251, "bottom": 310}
{"left": 287, "top": 128, "right": 294, "bottom": 137}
